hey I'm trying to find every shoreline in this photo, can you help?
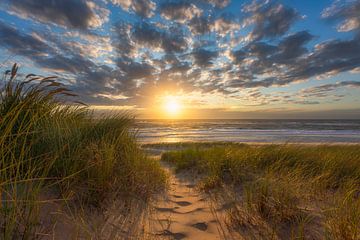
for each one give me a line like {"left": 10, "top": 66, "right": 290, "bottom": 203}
{"left": 141, "top": 140, "right": 360, "bottom": 148}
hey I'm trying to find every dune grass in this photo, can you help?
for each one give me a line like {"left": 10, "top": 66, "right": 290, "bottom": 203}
{"left": 161, "top": 143, "right": 360, "bottom": 239}
{"left": 0, "top": 64, "right": 166, "bottom": 239}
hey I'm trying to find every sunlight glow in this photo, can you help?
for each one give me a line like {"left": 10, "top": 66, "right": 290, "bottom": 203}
{"left": 164, "top": 98, "right": 181, "bottom": 116}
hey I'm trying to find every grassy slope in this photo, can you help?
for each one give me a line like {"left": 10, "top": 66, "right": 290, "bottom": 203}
{"left": 0, "top": 65, "right": 166, "bottom": 239}
{"left": 162, "top": 143, "right": 360, "bottom": 239}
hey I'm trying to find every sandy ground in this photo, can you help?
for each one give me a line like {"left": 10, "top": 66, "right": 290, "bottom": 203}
{"left": 144, "top": 163, "right": 232, "bottom": 240}
{"left": 39, "top": 153, "right": 236, "bottom": 239}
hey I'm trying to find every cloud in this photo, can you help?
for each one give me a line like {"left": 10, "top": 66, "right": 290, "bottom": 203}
{"left": 63, "top": 37, "right": 113, "bottom": 59}
{"left": 1, "top": 0, "right": 360, "bottom": 109}
{"left": 227, "top": 28, "right": 359, "bottom": 90}
{"left": 116, "top": 21, "right": 189, "bottom": 55}
{"left": 111, "top": 0, "right": 156, "bottom": 18}
{"left": 322, "top": 0, "right": 360, "bottom": 34}
{"left": 191, "top": 48, "right": 218, "bottom": 67}
{"left": 0, "top": 21, "right": 124, "bottom": 104}
{"left": 210, "top": 14, "right": 240, "bottom": 37}
{"left": 113, "top": 22, "right": 135, "bottom": 57}
{"left": 227, "top": 78, "right": 276, "bottom": 88}
{"left": 202, "top": 0, "right": 231, "bottom": 8}
{"left": 300, "top": 81, "right": 360, "bottom": 98}
{"left": 160, "top": 27, "right": 189, "bottom": 53}
{"left": 230, "top": 49, "right": 246, "bottom": 64}
{"left": 0, "top": 22, "right": 93, "bottom": 74}
{"left": 189, "top": 13, "right": 240, "bottom": 36}
{"left": 271, "top": 31, "right": 313, "bottom": 63}
{"left": 246, "top": 41, "right": 277, "bottom": 58}
{"left": 160, "top": 1, "right": 202, "bottom": 23}
{"left": 189, "top": 16, "right": 211, "bottom": 35}
{"left": 0, "top": 21, "right": 118, "bottom": 76}
{"left": 243, "top": 1, "right": 300, "bottom": 41}
{"left": 2, "top": 0, "right": 109, "bottom": 29}
{"left": 287, "top": 38, "right": 360, "bottom": 81}
{"left": 0, "top": 21, "right": 52, "bottom": 57}
{"left": 117, "top": 57, "right": 154, "bottom": 80}
{"left": 132, "top": 23, "right": 163, "bottom": 50}
{"left": 289, "top": 100, "right": 320, "bottom": 105}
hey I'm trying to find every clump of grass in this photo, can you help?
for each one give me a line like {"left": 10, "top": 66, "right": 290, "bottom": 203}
{"left": 244, "top": 176, "right": 301, "bottom": 222}
{"left": 324, "top": 187, "right": 360, "bottom": 240}
{"left": 0, "top": 64, "right": 166, "bottom": 239}
{"left": 161, "top": 143, "right": 360, "bottom": 239}
{"left": 162, "top": 144, "right": 360, "bottom": 188}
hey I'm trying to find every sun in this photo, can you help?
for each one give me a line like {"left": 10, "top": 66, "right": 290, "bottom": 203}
{"left": 164, "top": 98, "right": 181, "bottom": 116}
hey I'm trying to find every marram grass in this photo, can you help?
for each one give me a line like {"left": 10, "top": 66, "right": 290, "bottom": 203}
{"left": 161, "top": 143, "right": 360, "bottom": 239}
{"left": 0, "top": 64, "right": 166, "bottom": 239}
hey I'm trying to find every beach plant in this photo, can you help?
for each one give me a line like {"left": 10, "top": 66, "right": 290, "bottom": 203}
{"left": 324, "top": 187, "right": 360, "bottom": 240}
{"left": 0, "top": 64, "right": 166, "bottom": 239}
{"left": 161, "top": 143, "right": 360, "bottom": 239}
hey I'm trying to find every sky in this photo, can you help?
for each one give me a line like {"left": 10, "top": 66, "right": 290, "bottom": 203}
{"left": 0, "top": 0, "right": 359, "bottom": 119}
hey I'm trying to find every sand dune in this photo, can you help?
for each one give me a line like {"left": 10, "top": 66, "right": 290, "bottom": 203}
{"left": 145, "top": 163, "right": 231, "bottom": 240}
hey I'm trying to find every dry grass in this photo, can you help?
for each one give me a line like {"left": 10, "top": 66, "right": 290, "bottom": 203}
{"left": 0, "top": 64, "right": 166, "bottom": 239}
{"left": 161, "top": 143, "right": 360, "bottom": 239}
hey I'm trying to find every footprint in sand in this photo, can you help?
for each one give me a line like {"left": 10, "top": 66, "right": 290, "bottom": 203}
{"left": 177, "top": 207, "right": 204, "bottom": 214}
{"left": 172, "top": 194, "right": 183, "bottom": 198}
{"left": 159, "top": 230, "right": 186, "bottom": 240}
{"left": 174, "top": 201, "right": 192, "bottom": 206}
{"left": 155, "top": 207, "right": 179, "bottom": 213}
{"left": 192, "top": 222, "right": 208, "bottom": 231}
{"left": 147, "top": 163, "right": 231, "bottom": 240}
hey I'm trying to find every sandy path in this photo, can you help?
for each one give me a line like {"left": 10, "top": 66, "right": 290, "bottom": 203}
{"left": 145, "top": 163, "right": 230, "bottom": 240}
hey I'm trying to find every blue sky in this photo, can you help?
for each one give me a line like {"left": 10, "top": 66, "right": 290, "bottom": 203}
{"left": 0, "top": 0, "right": 359, "bottom": 119}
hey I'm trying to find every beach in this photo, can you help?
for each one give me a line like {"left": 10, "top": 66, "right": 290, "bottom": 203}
{"left": 143, "top": 142, "right": 360, "bottom": 240}
{"left": 1, "top": 0, "right": 360, "bottom": 237}
{"left": 137, "top": 119, "right": 360, "bottom": 239}
{"left": 136, "top": 119, "right": 360, "bottom": 144}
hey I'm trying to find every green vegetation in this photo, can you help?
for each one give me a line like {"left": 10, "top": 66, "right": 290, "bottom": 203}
{"left": 0, "top": 64, "right": 166, "bottom": 239}
{"left": 2, "top": 64, "right": 358, "bottom": 239}
{"left": 161, "top": 143, "right": 360, "bottom": 239}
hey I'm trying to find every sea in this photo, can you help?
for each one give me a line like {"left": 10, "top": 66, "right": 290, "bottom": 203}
{"left": 135, "top": 119, "right": 360, "bottom": 144}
